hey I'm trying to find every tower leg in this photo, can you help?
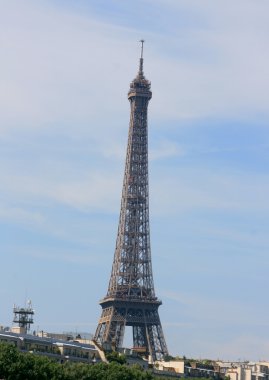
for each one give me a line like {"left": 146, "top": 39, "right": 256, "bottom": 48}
{"left": 133, "top": 325, "right": 147, "bottom": 348}
{"left": 147, "top": 323, "right": 168, "bottom": 361}
{"left": 94, "top": 305, "right": 126, "bottom": 349}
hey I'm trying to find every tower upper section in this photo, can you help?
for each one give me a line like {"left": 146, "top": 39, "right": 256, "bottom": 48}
{"left": 106, "top": 40, "right": 155, "bottom": 301}
{"left": 128, "top": 40, "right": 152, "bottom": 101}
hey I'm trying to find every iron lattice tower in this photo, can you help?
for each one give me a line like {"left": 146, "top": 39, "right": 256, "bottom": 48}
{"left": 94, "top": 41, "right": 168, "bottom": 361}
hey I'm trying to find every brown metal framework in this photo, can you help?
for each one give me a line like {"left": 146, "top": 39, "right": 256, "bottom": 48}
{"left": 94, "top": 42, "right": 168, "bottom": 361}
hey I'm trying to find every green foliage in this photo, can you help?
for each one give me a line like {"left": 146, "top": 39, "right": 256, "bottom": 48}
{"left": 163, "top": 354, "right": 175, "bottom": 362}
{"left": 0, "top": 342, "right": 19, "bottom": 378}
{"left": 106, "top": 350, "right": 127, "bottom": 364}
{"left": 0, "top": 343, "right": 66, "bottom": 380}
{"left": 0, "top": 342, "right": 157, "bottom": 380}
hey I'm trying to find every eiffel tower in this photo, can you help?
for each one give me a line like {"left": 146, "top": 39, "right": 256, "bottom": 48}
{"left": 94, "top": 41, "right": 168, "bottom": 361}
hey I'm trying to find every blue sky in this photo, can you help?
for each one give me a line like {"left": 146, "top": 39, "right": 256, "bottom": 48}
{"left": 1, "top": 0, "right": 269, "bottom": 361}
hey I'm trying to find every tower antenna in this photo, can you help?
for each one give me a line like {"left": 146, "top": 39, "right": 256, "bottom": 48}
{"left": 140, "top": 39, "right": 144, "bottom": 59}
{"left": 138, "top": 39, "right": 145, "bottom": 77}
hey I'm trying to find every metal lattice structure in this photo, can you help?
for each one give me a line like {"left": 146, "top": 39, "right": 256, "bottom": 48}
{"left": 94, "top": 41, "right": 168, "bottom": 361}
{"left": 13, "top": 300, "right": 34, "bottom": 333}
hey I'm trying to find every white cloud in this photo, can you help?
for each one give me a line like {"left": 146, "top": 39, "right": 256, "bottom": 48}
{"left": 25, "top": 248, "right": 99, "bottom": 265}
{"left": 0, "top": 204, "right": 44, "bottom": 225}
{"left": 1, "top": 160, "right": 268, "bottom": 219}
{"left": 0, "top": 0, "right": 269, "bottom": 140}
{"left": 149, "top": 140, "right": 185, "bottom": 160}
{"left": 1, "top": 154, "right": 268, "bottom": 221}
{"left": 150, "top": 167, "right": 269, "bottom": 216}
{"left": 0, "top": 1, "right": 135, "bottom": 133}
{"left": 0, "top": 170, "right": 121, "bottom": 213}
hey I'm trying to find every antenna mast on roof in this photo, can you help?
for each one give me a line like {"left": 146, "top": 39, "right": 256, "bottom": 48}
{"left": 13, "top": 300, "right": 34, "bottom": 334}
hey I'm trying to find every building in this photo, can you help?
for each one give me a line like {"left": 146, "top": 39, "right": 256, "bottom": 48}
{"left": 156, "top": 360, "right": 185, "bottom": 374}
{"left": 0, "top": 331, "right": 102, "bottom": 364}
{"left": 218, "top": 361, "right": 269, "bottom": 380}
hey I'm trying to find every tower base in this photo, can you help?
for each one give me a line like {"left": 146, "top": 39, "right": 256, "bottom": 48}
{"left": 94, "top": 297, "right": 168, "bottom": 361}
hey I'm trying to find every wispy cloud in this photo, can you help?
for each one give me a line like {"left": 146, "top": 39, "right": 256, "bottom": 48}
{"left": 0, "top": 168, "right": 121, "bottom": 213}
{"left": 25, "top": 248, "right": 100, "bottom": 265}
{"left": 1, "top": 0, "right": 269, "bottom": 138}
{"left": 0, "top": 205, "right": 44, "bottom": 225}
{"left": 149, "top": 140, "right": 185, "bottom": 160}
{"left": 151, "top": 167, "right": 269, "bottom": 216}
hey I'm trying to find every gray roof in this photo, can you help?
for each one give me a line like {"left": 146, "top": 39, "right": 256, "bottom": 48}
{"left": 0, "top": 331, "right": 96, "bottom": 350}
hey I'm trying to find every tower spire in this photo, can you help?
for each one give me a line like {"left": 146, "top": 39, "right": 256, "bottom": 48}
{"left": 140, "top": 39, "right": 144, "bottom": 59}
{"left": 138, "top": 39, "right": 144, "bottom": 78}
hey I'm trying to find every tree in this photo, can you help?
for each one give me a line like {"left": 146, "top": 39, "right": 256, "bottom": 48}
{"left": 106, "top": 351, "right": 127, "bottom": 364}
{"left": 0, "top": 342, "right": 189, "bottom": 380}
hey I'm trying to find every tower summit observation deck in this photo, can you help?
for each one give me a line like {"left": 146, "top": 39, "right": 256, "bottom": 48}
{"left": 94, "top": 41, "right": 168, "bottom": 361}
